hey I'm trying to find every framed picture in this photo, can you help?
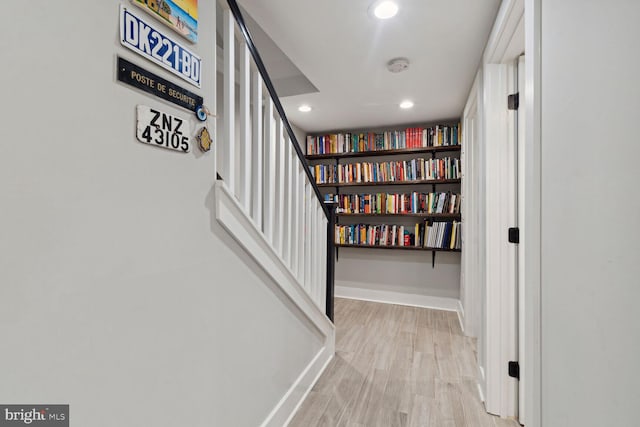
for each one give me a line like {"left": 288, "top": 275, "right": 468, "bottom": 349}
{"left": 132, "top": 0, "right": 198, "bottom": 43}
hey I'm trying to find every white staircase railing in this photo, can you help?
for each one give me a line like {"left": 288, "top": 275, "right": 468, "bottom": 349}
{"left": 214, "top": 0, "right": 330, "bottom": 314}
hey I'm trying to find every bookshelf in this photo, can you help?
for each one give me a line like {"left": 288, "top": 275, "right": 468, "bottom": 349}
{"left": 305, "top": 145, "right": 460, "bottom": 160}
{"left": 317, "top": 179, "right": 460, "bottom": 188}
{"left": 338, "top": 213, "right": 460, "bottom": 219}
{"left": 335, "top": 244, "right": 460, "bottom": 252}
{"left": 305, "top": 123, "right": 462, "bottom": 264}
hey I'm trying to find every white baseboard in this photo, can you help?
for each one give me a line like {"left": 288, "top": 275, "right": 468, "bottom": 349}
{"left": 262, "top": 344, "right": 335, "bottom": 427}
{"left": 478, "top": 381, "right": 485, "bottom": 403}
{"left": 457, "top": 299, "right": 465, "bottom": 333}
{"left": 478, "top": 366, "right": 486, "bottom": 402}
{"left": 335, "top": 284, "right": 460, "bottom": 312}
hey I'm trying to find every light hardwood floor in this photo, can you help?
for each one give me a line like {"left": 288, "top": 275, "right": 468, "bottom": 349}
{"left": 288, "top": 298, "right": 520, "bottom": 427}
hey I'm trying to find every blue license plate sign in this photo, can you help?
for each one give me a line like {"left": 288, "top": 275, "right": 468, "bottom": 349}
{"left": 120, "top": 5, "right": 201, "bottom": 88}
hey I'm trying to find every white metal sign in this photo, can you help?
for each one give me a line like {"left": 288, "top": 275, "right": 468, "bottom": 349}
{"left": 120, "top": 5, "right": 202, "bottom": 88}
{"left": 136, "top": 105, "right": 192, "bottom": 153}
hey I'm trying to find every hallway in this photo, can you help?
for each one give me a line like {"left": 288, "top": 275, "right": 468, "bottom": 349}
{"left": 289, "top": 298, "right": 519, "bottom": 427}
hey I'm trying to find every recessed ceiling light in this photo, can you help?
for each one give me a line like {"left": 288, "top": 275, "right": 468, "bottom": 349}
{"left": 298, "top": 105, "right": 312, "bottom": 112}
{"left": 372, "top": 1, "right": 399, "bottom": 19}
{"left": 399, "top": 100, "right": 414, "bottom": 109}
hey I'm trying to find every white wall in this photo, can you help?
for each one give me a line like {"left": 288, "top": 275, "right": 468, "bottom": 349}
{"left": 290, "top": 123, "right": 307, "bottom": 153}
{"left": 336, "top": 248, "right": 461, "bottom": 303}
{"left": 539, "top": 0, "right": 640, "bottom": 425}
{"left": 0, "top": 2, "right": 326, "bottom": 426}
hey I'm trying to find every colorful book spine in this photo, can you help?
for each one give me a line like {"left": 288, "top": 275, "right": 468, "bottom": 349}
{"left": 335, "top": 192, "right": 462, "bottom": 214}
{"left": 335, "top": 220, "right": 461, "bottom": 249}
{"left": 306, "top": 124, "right": 462, "bottom": 155}
{"left": 310, "top": 158, "right": 461, "bottom": 184}
{"left": 423, "top": 221, "right": 462, "bottom": 249}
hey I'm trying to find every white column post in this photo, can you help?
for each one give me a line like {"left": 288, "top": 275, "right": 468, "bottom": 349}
{"left": 283, "top": 135, "right": 292, "bottom": 267}
{"left": 309, "top": 198, "right": 317, "bottom": 300}
{"left": 275, "top": 118, "right": 286, "bottom": 256}
{"left": 251, "top": 73, "right": 263, "bottom": 225}
{"left": 239, "top": 40, "right": 251, "bottom": 211}
{"left": 297, "top": 165, "right": 305, "bottom": 281}
{"left": 304, "top": 182, "right": 312, "bottom": 292}
{"left": 290, "top": 148, "right": 299, "bottom": 274}
{"left": 317, "top": 204, "right": 327, "bottom": 311}
{"left": 222, "top": 7, "right": 235, "bottom": 195}
{"left": 263, "top": 100, "right": 276, "bottom": 243}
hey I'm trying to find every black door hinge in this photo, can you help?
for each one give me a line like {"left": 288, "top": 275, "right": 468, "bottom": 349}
{"left": 508, "top": 93, "right": 519, "bottom": 110}
{"left": 508, "top": 227, "right": 520, "bottom": 244}
{"left": 508, "top": 361, "right": 520, "bottom": 380}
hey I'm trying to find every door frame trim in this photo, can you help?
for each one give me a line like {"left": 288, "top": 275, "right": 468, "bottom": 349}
{"left": 479, "top": 0, "right": 525, "bottom": 418}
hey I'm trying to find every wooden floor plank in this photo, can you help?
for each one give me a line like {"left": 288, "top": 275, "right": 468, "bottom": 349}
{"left": 288, "top": 298, "right": 519, "bottom": 427}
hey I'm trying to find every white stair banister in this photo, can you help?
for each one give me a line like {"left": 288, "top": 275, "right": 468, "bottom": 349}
{"left": 222, "top": 6, "right": 235, "bottom": 195}
{"left": 304, "top": 182, "right": 312, "bottom": 293}
{"left": 297, "top": 164, "right": 305, "bottom": 281}
{"left": 239, "top": 39, "right": 252, "bottom": 211}
{"left": 215, "top": 0, "right": 334, "bottom": 323}
{"left": 263, "top": 99, "right": 276, "bottom": 243}
{"left": 283, "top": 134, "right": 293, "bottom": 268}
{"left": 315, "top": 204, "right": 323, "bottom": 306}
{"left": 310, "top": 198, "right": 317, "bottom": 300}
{"left": 251, "top": 72, "right": 263, "bottom": 226}
{"left": 319, "top": 210, "right": 328, "bottom": 309}
{"left": 290, "top": 148, "right": 299, "bottom": 275}
{"left": 275, "top": 118, "right": 286, "bottom": 257}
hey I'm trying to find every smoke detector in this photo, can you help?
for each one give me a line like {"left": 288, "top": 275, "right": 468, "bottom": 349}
{"left": 387, "top": 57, "right": 410, "bottom": 73}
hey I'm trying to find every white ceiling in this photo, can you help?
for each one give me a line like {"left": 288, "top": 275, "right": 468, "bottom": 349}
{"left": 239, "top": 11, "right": 319, "bottom": 97}
{"left": 238, "top": 0, "right": 501, "bottom": 133}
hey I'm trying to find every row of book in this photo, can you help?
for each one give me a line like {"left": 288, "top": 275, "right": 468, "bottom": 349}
{"left": 334, "top": 221, "right": 462, "bottom": 250}
{"left": 424, "top": 221, "right": 462, "bottom": 250}
{"left": 312, "top": 157, "right": 461, "bottom": 184}
{"left": 307, "top": 124, "right": 461, "bottom": 155}
{"left": 324, "top": 192, "right": 461, "bottom": 215}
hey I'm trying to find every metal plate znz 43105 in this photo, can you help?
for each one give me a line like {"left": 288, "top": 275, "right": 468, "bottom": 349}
{"left": 136, "top": 105, "right": 192, "bottom": 153}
